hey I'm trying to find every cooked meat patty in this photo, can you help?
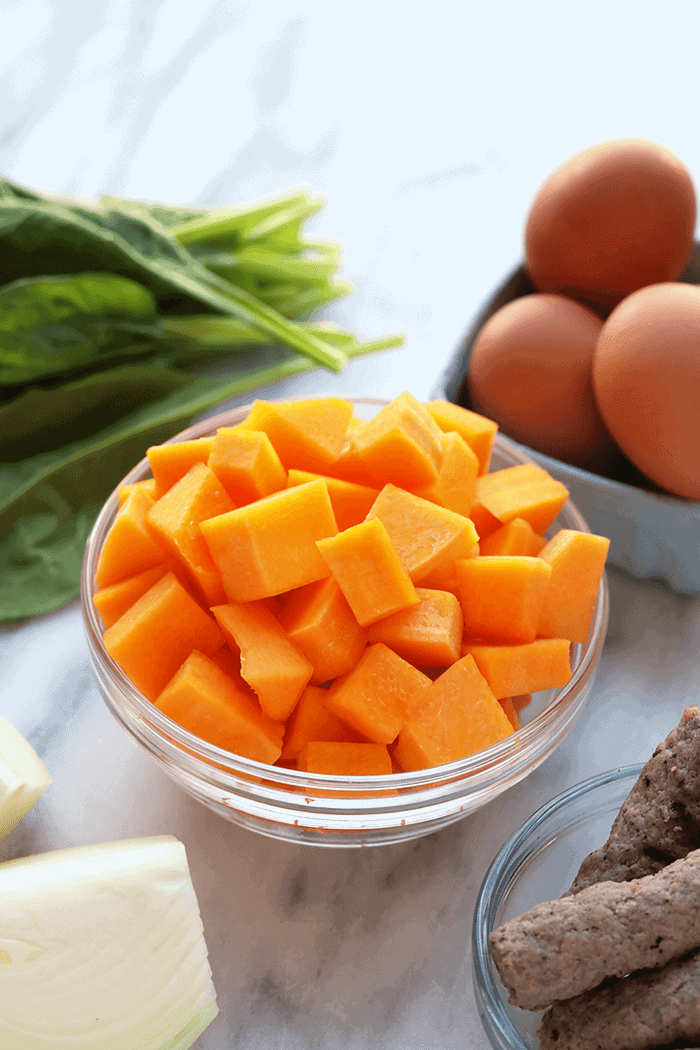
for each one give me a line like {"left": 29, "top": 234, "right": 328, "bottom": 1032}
{"left": 569, "top": 705, "right": 700, "bottom": 892}
{"left": 490, "top": 847, "right": 700, "bottom": 1010}
{"left": 538, "top": 946, "right": 700, "bottom": 1050}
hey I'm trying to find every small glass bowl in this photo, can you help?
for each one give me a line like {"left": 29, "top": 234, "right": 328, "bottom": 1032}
{"left": 472, "top": 764, "right": 642, "bottom": 1049}
{"left": 81, "top": 396, "right": 609, "bottom": 848}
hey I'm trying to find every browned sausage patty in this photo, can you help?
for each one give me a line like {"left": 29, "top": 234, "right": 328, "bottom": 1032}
{"left": 490, "top": 847, "right": 700, "bottom": 1010}
{"left": 569, "top": 704, "right": 700, "bottom": 892}
{"left": 538, "top": 946, "right": 700, "bottom": 1050}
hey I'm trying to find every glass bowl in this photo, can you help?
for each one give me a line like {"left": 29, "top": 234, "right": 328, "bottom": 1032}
{"left": 81, "top": 396, "right": 609, "bottom": 848}
{"left": 472, "top": 764, "right": 642, "bottom": 1049}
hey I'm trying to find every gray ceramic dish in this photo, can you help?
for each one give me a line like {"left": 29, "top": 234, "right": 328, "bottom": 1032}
{"left": 435, "top": 252, "right": 700, "bottom": 596}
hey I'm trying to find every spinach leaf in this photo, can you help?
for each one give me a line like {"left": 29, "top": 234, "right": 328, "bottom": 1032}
{"left": 0, "top": 365, "right": 193, "bottom": 463}
{"left": 0, "top": 320, "right": 170, "bottom": 388}
{"left": 0, "top": 273, "right": 168, "bottom": 386}
{"left": 0, "top": 272, "right": 157, "bottom": 331}
{"left": 172, "top": 192, "right": 322, "bottom": 249}
{"left": 0, "top": 182, "right": 347, "bottom": 371}
{"left": 100, "top": 195, "right": 209, "bottom": 229}
{"left": 0, "top": 352, "right": 347, "bottom": 621}
{"left": 0, "top": 182, "right": 404, "bottom": 621}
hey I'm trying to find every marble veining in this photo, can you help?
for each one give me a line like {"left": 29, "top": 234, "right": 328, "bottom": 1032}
{"left": 3, "top": 3, "right": 700, "bottom": 1047}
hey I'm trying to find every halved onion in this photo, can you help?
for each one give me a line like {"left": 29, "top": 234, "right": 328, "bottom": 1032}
{"left": 0, "top": 714, "right": 52, "bottom": 840}
{"left": 0, "top": 836, "right": 218, "bottom": 1048}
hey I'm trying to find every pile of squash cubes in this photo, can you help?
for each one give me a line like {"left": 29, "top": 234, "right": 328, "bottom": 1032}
{"left": 92, "top": 393, "right": 609, "bottom": 776}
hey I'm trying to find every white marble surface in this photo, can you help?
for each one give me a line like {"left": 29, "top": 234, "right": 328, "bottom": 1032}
{"left": 2, "top": 3, "right": 700, "bottom": 1047}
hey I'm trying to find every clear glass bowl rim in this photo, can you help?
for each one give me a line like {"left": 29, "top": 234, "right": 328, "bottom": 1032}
{"left": 471, "top": 763, "right": 644, "bottom": 1050}
{"left": 80, "top": 395, "right": 609, "bottom": 815}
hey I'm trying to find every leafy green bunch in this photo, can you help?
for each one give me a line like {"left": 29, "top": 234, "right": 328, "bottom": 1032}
{"left": 0, "top": 180, "right": 402, "bottom": 621}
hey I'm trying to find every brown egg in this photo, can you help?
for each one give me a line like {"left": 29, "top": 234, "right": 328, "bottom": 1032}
{"left": 593, "top": 283, "right": 700, "bottom": 500}
{"left": 525, "top": 139, "right": 696, "bottom": 306}
{"left": 469, "top": 293, "right": 615, "bottom": 469}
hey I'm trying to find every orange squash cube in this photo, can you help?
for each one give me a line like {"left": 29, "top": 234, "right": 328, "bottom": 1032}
{"left": 277, "top": 577, "right": 368, "bottom": 685}
{"left": 316, "top": 517, "right": 419, "bottom": 628}
{"left": 425, "top": 399, "right": 498, "bottom": 475}
{"left": 287, "top": 469, "right": 379, "bottom": 531}
{"left": 394, "top": 655, "right": 513, "bottom": 771}
{"left": 297, "top": 741, "right": 392, "bottom": 776}
{"left": 94, "top": 488, "right": 168, "bottom": 587}
{"left": 475, "top": 464, "right": 569, "bottom": 536}
{"left": 480, "top": 517, "right": 547, "bottom": 557}
{"left": 538, "top": 529, "right": 610, "bottom": 643}
{"left": 103, "top": 571, "right": 224, "bottom": 701}
{"left": 117, "top": 478, "right": 158, "bottom": 507}
{"left": 326, "top": 417, "right": 384, "bottom": 487}
{"left": 416, "top": 540, "right": 479, "bottom": 595}
{"left": 351, "top": 391, "right": 444, "bottom": 490}
{"left": 238, "top": 397, "right": 354, "bottom": 473}
{"left": 280, "top": 684, "right": 362, "bottom": 763}
{"left": 147, "top": 437, "right": 215, "bottom": 498}
{"left": 211, "top": 601, "right": 313, "bottom": 722}
{"left": 461, "top": 638, "right": 572, "bottom": 699}
{"left": 156, "top": 649, "right": 284, "bottom": 764}
{"left": 456, "top": 555, "right": 552, "bottom": 644}
{"left": 200, "top": 478, "right": 337, "bottom": 602}
{"left": 366, "top": 483, "right": 479, "bottom": 583}
{"left": 325, "top": 643, "right": 431, "bottom": 744}
{"left": 93, "top": 563, "right": 169, "bottom": 629}
{"left": 417, "top": 430, "right": 480, "bottom": 516}
{"left": 367, "top": 588, "right": 463, "bottom": 668}
{"left": 207, "top": 426, "right": 287, "bottom": 505}
{"left": 146, "top": 462, "right": 233, "bottom": 606}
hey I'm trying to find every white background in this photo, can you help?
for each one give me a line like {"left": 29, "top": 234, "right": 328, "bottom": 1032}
{"left": 3, "top": 4, "right": 700, "bottom": 1048}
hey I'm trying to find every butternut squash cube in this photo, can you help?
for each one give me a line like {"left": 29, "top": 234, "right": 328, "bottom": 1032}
{"left": 462, "top": 638, "right": 572, "bottom": 699}
{"left": 316, "top": 517, "right": 419, "bottom": 628}
{"left": 538, "top": 529, "right": 610, "bottom": 643}
{"left": 456, "top": 555, "right": 552, "bottom": 644}
{"left": 103, "top": 571, "right": 224, "bottom": 701}
{"left": 281, "top": 684, "right": 362, "bottom": 763}
{"left": 238, "top": 397, "right": 354, "bottom": 473}
{"left": 366, "top": 483, "right": 479, "bottom": 584}
{"left": 417, "top": 430, "right": 479, "bottom": 516}
{"left": 200, "top": 478, "right": 337, "bottom": 602}
{"left": 156, "top": 649, "right": 284, "bottom": 764}
{"left": 146, "top": 462, "right": 233, "bottom": 606}
{"left": 147, "top": 437, "right": 215, "bottom": 498}
{"left": 351, "top": 391, "right": 444, "bottom": 490}
{"left": 287, "top": 469, "right": 379, "bottom": 531}
{"left": 325, "top": 643, "right": 431, "bottom": 744}
{"left": 277, "top": 577, "right": 368, "bottom": 685}
{"left": 117, "top": 478, "right": 158, "bottom": 507}
{"left": 297, "top": 741, "right": 392, "bottom": 776}
{"left": 93, "top": 563, "right": 169, "bottom": 629}
{"left": 94, "top": 487, "right": 168, "bottom": 587}
{"left": 394, "top": 655, "right": 513, "bottom": 771}
{"left": 475, "top": 464, "right": 569, "bottom": 536}
{"left": 425, "top": 399, "right": 498, "bottom": 475}
{"left": 207, "top": 426, "right": 287, "bottom": 505}
{"left": 367, "top": 588, "right": 463, "bottom": 668}
{"left": 211, "top": 601, "right": 313, "bottom": 722}
{"left": 480, "top": 517, "right": 547, "bottom": 557}
{"left": 326, "top": 417, "right": 384, "bottom": 487}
